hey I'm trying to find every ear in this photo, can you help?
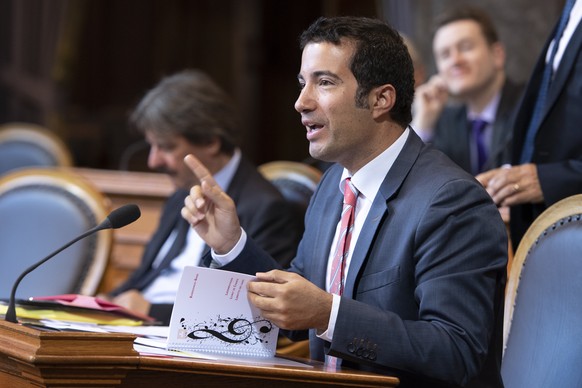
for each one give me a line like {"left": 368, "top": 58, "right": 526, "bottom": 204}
{"left": 206, "top": 136, "right": 222, "bottom": 155}
{"left": 491, "top": 42, "right": 506, "bottom": 70}
{"left": 371, "top": 84, "right": 396, "bottom": 119}
{"left": 195, "top": 136, "right": 222, "bottom": 158}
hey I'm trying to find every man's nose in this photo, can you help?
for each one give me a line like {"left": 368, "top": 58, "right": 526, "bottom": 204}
{"left": 295, "top": 85, "right": 315, "bottom": 113}
{"left": 147, "top": 146, "right": 164, "bottom": 169}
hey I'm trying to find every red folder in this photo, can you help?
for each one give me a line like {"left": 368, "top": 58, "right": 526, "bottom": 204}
{"left": 28, "top": 294, "right": 156, "bottom": 323}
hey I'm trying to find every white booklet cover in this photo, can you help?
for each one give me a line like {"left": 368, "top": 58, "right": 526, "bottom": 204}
{"left": 166, "top": 266, "right": 279, "bottom": 358}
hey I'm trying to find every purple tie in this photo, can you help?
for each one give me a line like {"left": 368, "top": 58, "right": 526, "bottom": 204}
{"left": 471, "top": 118, "right": 489, "bottom": 174}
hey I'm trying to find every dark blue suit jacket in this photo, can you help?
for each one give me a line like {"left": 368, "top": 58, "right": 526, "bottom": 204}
{"left": 223, "top": 131, "right": 507, "bottom": 387}
{"left": 510, "top": 19, "right": 582, "bottom": 250}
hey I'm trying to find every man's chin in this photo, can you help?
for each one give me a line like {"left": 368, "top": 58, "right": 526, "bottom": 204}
{"left": 310, "top": 155, "right": 337, "bottom": 168}
{"left": 446, "top": 84, "right": 473, "bottom": 100}
{"left": 309, "top": 146, "right": 326, "bottom": 161}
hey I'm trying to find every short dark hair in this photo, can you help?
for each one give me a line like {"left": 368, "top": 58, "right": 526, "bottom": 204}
{"left": 130, "top": 69, "right": 239, "bottom": 154}
{"left": 434, "top": 6, "right": 500, "bottom": 45}
{"left": 300, "top": 16, "right": 414, "bottom": 128}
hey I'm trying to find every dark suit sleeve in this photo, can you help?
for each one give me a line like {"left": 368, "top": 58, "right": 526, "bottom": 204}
{"left": 537, "top": 159, "right": 582, "bottom": 206}
{"left": 431, "top": 107, "right": 472, "bottom": 173}
{"left": 221, "top": 237, "right": 283, "bottom": 275}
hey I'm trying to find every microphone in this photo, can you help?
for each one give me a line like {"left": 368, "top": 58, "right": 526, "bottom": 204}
{"left": 4, "top": 204, "right": 141, "bottom": 323}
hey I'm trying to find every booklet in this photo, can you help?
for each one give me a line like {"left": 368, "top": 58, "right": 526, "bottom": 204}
{"left": 166, "top": 266, "right": 279, "bottom": 358}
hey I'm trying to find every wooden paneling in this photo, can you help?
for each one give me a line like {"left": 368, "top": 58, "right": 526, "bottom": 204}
{"left": 70, "top": 167, "right": 174, "bottom": 294}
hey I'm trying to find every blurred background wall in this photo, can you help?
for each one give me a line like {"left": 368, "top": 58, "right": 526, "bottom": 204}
{"left": 0, "top": 0, "right": 562, "bottom": 171}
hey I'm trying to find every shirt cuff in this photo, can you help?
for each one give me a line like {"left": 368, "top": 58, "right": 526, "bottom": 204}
{"left": 210, "top": 228, "right": 247, "bottom": 267}
{"left": 316, "top": 293, "right": 341, "bottom": 342}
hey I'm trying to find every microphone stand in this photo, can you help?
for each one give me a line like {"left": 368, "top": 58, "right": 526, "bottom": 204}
{"left": 4, "top": 224, "right": 107, "bottom": 324}
{"left": 4, "top": 204, "right": 140, "bottom": 324}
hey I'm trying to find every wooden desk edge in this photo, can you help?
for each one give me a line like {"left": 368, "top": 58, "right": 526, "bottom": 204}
{"left": 137, "top": 354, "right": 398, "bottom": 387}
{"left": 1, "top": 321, "right": 398, "bottom": 386}
{"left": 0, "top": 321, "right": 139, "bottom": 364}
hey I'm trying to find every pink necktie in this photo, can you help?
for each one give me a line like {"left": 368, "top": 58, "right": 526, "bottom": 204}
{"left": 326, "top": 178, "right": 358, "bottom": 370}
{"left": 329, "top": 178, "right": 358, "bottom": 296}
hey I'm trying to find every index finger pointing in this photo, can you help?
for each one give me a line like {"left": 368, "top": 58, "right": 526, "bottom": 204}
{"left": 184, "top": 154, "right": 218, "bottom": 187}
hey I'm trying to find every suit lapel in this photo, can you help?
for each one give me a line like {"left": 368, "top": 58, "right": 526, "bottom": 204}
{"left": 456, "top": 108, "right": 472, "bottom": 172}
{"left": 138, "top": 191, "right": 186, "bottom": 272}
{"left": 309, "top": 167, "right": 343, "bottom": 289}
{"left": 198, "top": 156, "right": 250, "bottom": 262}
{"left": 134, "top": 205, "right": 188, "bottom": 290}
{"left": 148, "top": 218, "right": 189, "bottom": 272}
{"left": 546, "top": 21, "right": 582, "bottom": 116}
{"left": 486, "top": 80, "right": 522, "bottom": 169}
{"left": 342, "top": 194, "right": 388, "bottom": 298}
{"left": 224, "top": 156, "right": 250, "bottom": 204}
{"left": 343, "top": 132, "right": 423, "bottom": 297}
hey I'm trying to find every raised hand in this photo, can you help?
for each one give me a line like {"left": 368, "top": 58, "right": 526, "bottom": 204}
{"left": 181, "top": 154, "right": 242, "bottom": 254}
{"left": 411, "top": 75, "right": 449, "bottom": 136}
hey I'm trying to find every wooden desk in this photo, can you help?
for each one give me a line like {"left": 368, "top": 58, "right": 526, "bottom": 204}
{"left": 0, "top": 321, "right": 399, "bottom": 387}
{"left": 69, "top": 168, "right": 174, "bottom": 294}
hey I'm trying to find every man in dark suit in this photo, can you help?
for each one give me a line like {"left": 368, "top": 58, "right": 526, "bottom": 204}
{"left": 477, "top": 0, "right": 582, "bottom": 251}
{"left": 109, "top": 70, "right": 303, "bottom": 324}
{"left": 413, "top": 7, "right": 523, "bottom": 176}
{"left": 182, "top": 17, "right": 507, "bottom": 387}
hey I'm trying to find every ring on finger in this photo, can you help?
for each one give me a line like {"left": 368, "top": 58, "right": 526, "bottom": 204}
{"left": 512, "top": 183, "right": 520, "bottom": 192}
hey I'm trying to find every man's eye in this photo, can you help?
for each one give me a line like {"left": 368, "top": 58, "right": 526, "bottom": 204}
{"left": 437, "top": 51, "right": 449, "bottom": 61}
{"left": 158, "top": 144, "right": 175, "bottom": 152}
{"left": 458, "top": 41, "right": 475, "bottom": 52}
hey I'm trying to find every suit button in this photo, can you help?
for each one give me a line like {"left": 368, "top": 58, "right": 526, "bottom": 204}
{"left": 347, "top": 338, "right": 359, "bottom": 353}
{"left": 367, "top": 344, "right": 377, "bottom": 360}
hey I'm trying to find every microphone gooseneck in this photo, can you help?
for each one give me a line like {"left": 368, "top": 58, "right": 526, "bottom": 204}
{"left": 4, "top": 204, "right": 141, "bottom": 323}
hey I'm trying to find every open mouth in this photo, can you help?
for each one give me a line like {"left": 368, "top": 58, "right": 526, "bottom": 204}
{"left": 307, "top": 124, "right": 322, "bottom": 132}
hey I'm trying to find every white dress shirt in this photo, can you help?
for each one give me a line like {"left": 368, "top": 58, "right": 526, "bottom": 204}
{"left": 550, "top": 0, "right": 582, "bottom": 73}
